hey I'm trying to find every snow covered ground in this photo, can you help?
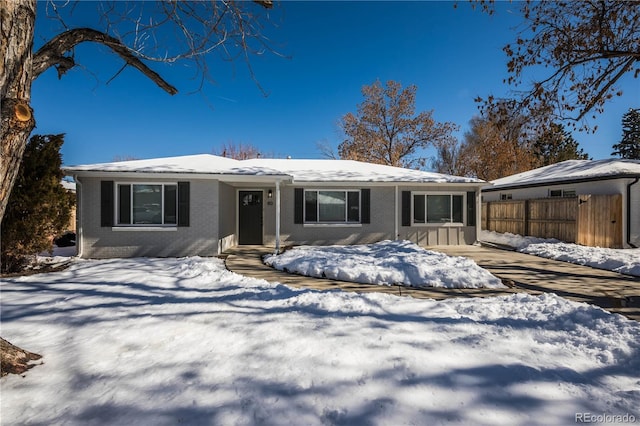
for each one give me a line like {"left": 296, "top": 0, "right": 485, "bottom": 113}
{"left": 264, "top": 240, "right": 505, "bottom": 288}
{"left": 2, "top": 256, "right": 639, "bottom": 425}
{"left": 481, "top": 230, "right": 640, "bottom": 277}
{"left": 35, "top": 245, "right": 77, "bottom": 266}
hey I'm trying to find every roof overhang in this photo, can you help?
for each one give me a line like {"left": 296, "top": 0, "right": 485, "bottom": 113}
{"left": 65, "top": 169, "right": 486, "bottom": 187}
{"left": 286, "top": 180, "right": 485, "bottom": 187}
{"left": 66, "top": 170, "right": 294, "bottom": 183}
{"left": 483, "top": 173, "right": 640, "bottom": 193}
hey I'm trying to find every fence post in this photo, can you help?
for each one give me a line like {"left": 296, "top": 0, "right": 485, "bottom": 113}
{"left": 524, "top": 199, "right": 530, "bottom": 237}
{"left": 485, "top": 201, "right": 491, "bottom": 231}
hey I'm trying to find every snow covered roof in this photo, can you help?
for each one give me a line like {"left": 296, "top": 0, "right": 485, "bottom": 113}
{"left": 238, "top": 158, "right": 482, "bottom": 183}
{"left": 487, "top": 159, "right": 640, "bottom": 191}
{"left": 65, "top": 154, "right": 484, "bottom": 184}
{"left": 61, "top": 180, "right": 76, "bottom": 191}
{"left": 64, "top": 154, "right": 244, "bottom": 175}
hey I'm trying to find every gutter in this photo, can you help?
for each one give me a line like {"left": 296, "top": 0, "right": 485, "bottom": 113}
{"left": 484, "top": 173, "right": 640, "bottom": 193}
{"left": 64, "top": 170, "right": 294, "bottom": 183}
{"left": 627, "top": 177, "right": 640, "bottom": 248}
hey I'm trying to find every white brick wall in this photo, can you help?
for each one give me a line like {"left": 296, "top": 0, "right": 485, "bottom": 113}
{"left": 77, "top": 178, "right": 481, "bottom": 258}
{"left": 78, "top": 177, "right": 219, "bottom": 258}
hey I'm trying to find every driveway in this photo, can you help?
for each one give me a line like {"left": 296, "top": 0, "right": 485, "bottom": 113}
{"left": 224, "top": 246, "right": 519, "bottom": 300}
{"left": 432, "top": 245, "right": 640, "bottom": 321}
{"left": 225, "top": 245, "right": 640, "bottom": 321}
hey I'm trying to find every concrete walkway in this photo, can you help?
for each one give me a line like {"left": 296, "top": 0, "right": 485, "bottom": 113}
{"left": 224, "top": 245, "right": 640, "bottom": 321}
{"left": 224, "top": 246, "right": 519, "bottom": 300}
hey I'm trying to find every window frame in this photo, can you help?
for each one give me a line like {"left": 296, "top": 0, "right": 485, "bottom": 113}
{"left": 115, "top": 182, "right": 179, "bottom": 227}
{"left": 549, "top": 188, "right": 577, "bottom": 198}
{"left": 303, "top": 189, "right": 362, "bottom": 224}
{"left": 410, "top": 192, "right": 466, "bottom": 226}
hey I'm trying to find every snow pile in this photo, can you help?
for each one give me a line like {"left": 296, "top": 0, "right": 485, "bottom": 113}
{"left": 522, "top": 243, "right": 640, "bottom": 277}
{"left": 264, "top": 240, "right": 505, "bottom": 288}
{"left": 2, "top": 257, "right": 640, "bottom": 425}
{"left": 481, "top": 230, "right": 640, "bottom": 277}
{"left": 36, "top": 245, "right": 77, "bottom": 263}
{"left": 480, "top": 230, "right": 560, "bottom": 250}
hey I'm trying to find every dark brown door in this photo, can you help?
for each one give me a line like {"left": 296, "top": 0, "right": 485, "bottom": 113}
{"left": 238, "top": 191, "right": 263, "bottom": 245}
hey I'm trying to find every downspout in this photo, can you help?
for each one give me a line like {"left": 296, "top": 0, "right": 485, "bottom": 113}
{"left": 394, "top": 185, "right": 399, "bottom": 240}
{"left": 275, "top": 180, "right": 281, "bottom": 254}
{"left": 627, "top": 177, "right": 639, "bottom": 248}
{"left": 74, "top": 175, "right": 83, "bottom": 257}
{"left": 476, "top": 188, "right": 482, "bottom": 244}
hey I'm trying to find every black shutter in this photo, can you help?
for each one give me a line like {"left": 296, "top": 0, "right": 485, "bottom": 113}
{"left": 101, "top": 181, "right": 114, "bottom": 227}
{"left": 294, "top": 188, "right": 304, "bottom": 224}
{"left": 118, "top": 184, "right": 131, "bottom": 225}
{"left": 360, "top": 189, "right": 370, "bottom": 224}
{"left": 178, "top": 182, "right": 190, "bottom": 227}
{"left": 467, "top": 191, "right": 476, "bottom": 226}
{"left": 401, "top": 191, "right": 411, "bottom": 226}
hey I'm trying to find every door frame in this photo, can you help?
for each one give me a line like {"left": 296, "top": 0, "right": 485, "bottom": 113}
{"left": 236, "top": 189, "right": 264, "bottom": 245}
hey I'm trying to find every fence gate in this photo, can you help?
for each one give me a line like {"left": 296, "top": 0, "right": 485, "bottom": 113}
{"left": 577, "top": 194, "right": 622, "bottom": 248}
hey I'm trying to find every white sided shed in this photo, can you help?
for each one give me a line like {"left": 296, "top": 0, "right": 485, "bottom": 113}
{"left": 483, "top": 159, "right": 640, "bottom": 248}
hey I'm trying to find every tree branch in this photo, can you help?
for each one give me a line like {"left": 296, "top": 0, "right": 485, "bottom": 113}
{"left": 578, "top": 57, "right": 637, "bottom": 120}
{"left": 32, "top": 27, "right": 178, "bottom": 95}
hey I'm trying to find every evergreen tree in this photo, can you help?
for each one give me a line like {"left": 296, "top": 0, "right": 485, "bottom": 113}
{"left": 612, "top": 108, "right": 640, "bottom": 160}
{"left": 1, "top": 134, "right": 75, "bottom": 273}
{"left": 533, "top": 123, "right": 590, "bottom": 166}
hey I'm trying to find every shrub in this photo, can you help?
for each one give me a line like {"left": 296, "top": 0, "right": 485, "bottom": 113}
{"left": 1, "top": 134, "right": 75, "bottom": 273}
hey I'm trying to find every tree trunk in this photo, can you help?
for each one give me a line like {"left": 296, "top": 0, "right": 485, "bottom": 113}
{"left": 1, "top": 0, "right": 37, "bottom": 221}
{"left": 0, "top": 337, "right": 42, "bottom": 376}
{"left": 0, "top": 0, "right": 40, "bottom": 372}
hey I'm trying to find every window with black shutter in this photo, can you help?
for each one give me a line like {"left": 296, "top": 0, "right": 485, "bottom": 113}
{"left": 102, "top": 181, "right": 189, "bottom": 227}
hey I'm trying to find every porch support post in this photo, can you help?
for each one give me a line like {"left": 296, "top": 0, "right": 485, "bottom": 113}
{"left": 275, "top": 180, "right": 281, "bottom": 254}
{"left": 476, "top": 189, "right": 482, "bottom": 243}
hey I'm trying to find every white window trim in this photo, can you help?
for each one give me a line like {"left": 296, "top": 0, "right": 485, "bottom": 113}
{"left": 548, "top": 188, "right": 577, "bottom": 198}
{"left": 411, "top": 191, "right": 466, "bottom": 227}
{"left": 303, "top": 223, "right": 363, "bottom": 228}
{"left": 112, "top": 227, "right": 178, "bottom": 232}
{"left": 303, "top": 189, "right": 362, "bottom": 224}
{"left": 114, "top": 182, "right": 179, "bottom": 227}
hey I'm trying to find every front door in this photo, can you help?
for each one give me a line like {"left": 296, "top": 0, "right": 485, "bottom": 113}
{"left": 238, "top": 191, "right": 263, "bottom": 245}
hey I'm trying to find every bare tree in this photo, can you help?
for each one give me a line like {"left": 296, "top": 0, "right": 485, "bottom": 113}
{"left": 431, "top": 137, "right": 469, "bottom": 177}
{"left": 213, "top": 141, "right": 264, "bottom": 160}
{"left": 112, "top": 155, "right": 141, "bottom": 162}
{"left": 456, "top": 101, "right": 538, "bottom": 181}
{"left": 477, "top": 1, "right": 639, "bottom": 130}
{"left": 0, "top": 0, "right": 275, "bottom": 374}
{"left": 338, "top": 80, "right": 458, "bottom": 169}
{"left": 315, "top": 140, "right": 339, "bottom": 160}
{"left": 1, "top": 0, "right": 276, "bottom": 221}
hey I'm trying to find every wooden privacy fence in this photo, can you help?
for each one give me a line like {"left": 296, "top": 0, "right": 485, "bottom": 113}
{"left": 482, "top": 194, "right": 622, "bottom": 248}
{"left": 577, "top": 194, "right": 622, "bottom": 248}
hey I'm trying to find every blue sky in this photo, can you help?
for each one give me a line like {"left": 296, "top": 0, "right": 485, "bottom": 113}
{"left": 32, "top": 1, "right": 639, "bottom": 168}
